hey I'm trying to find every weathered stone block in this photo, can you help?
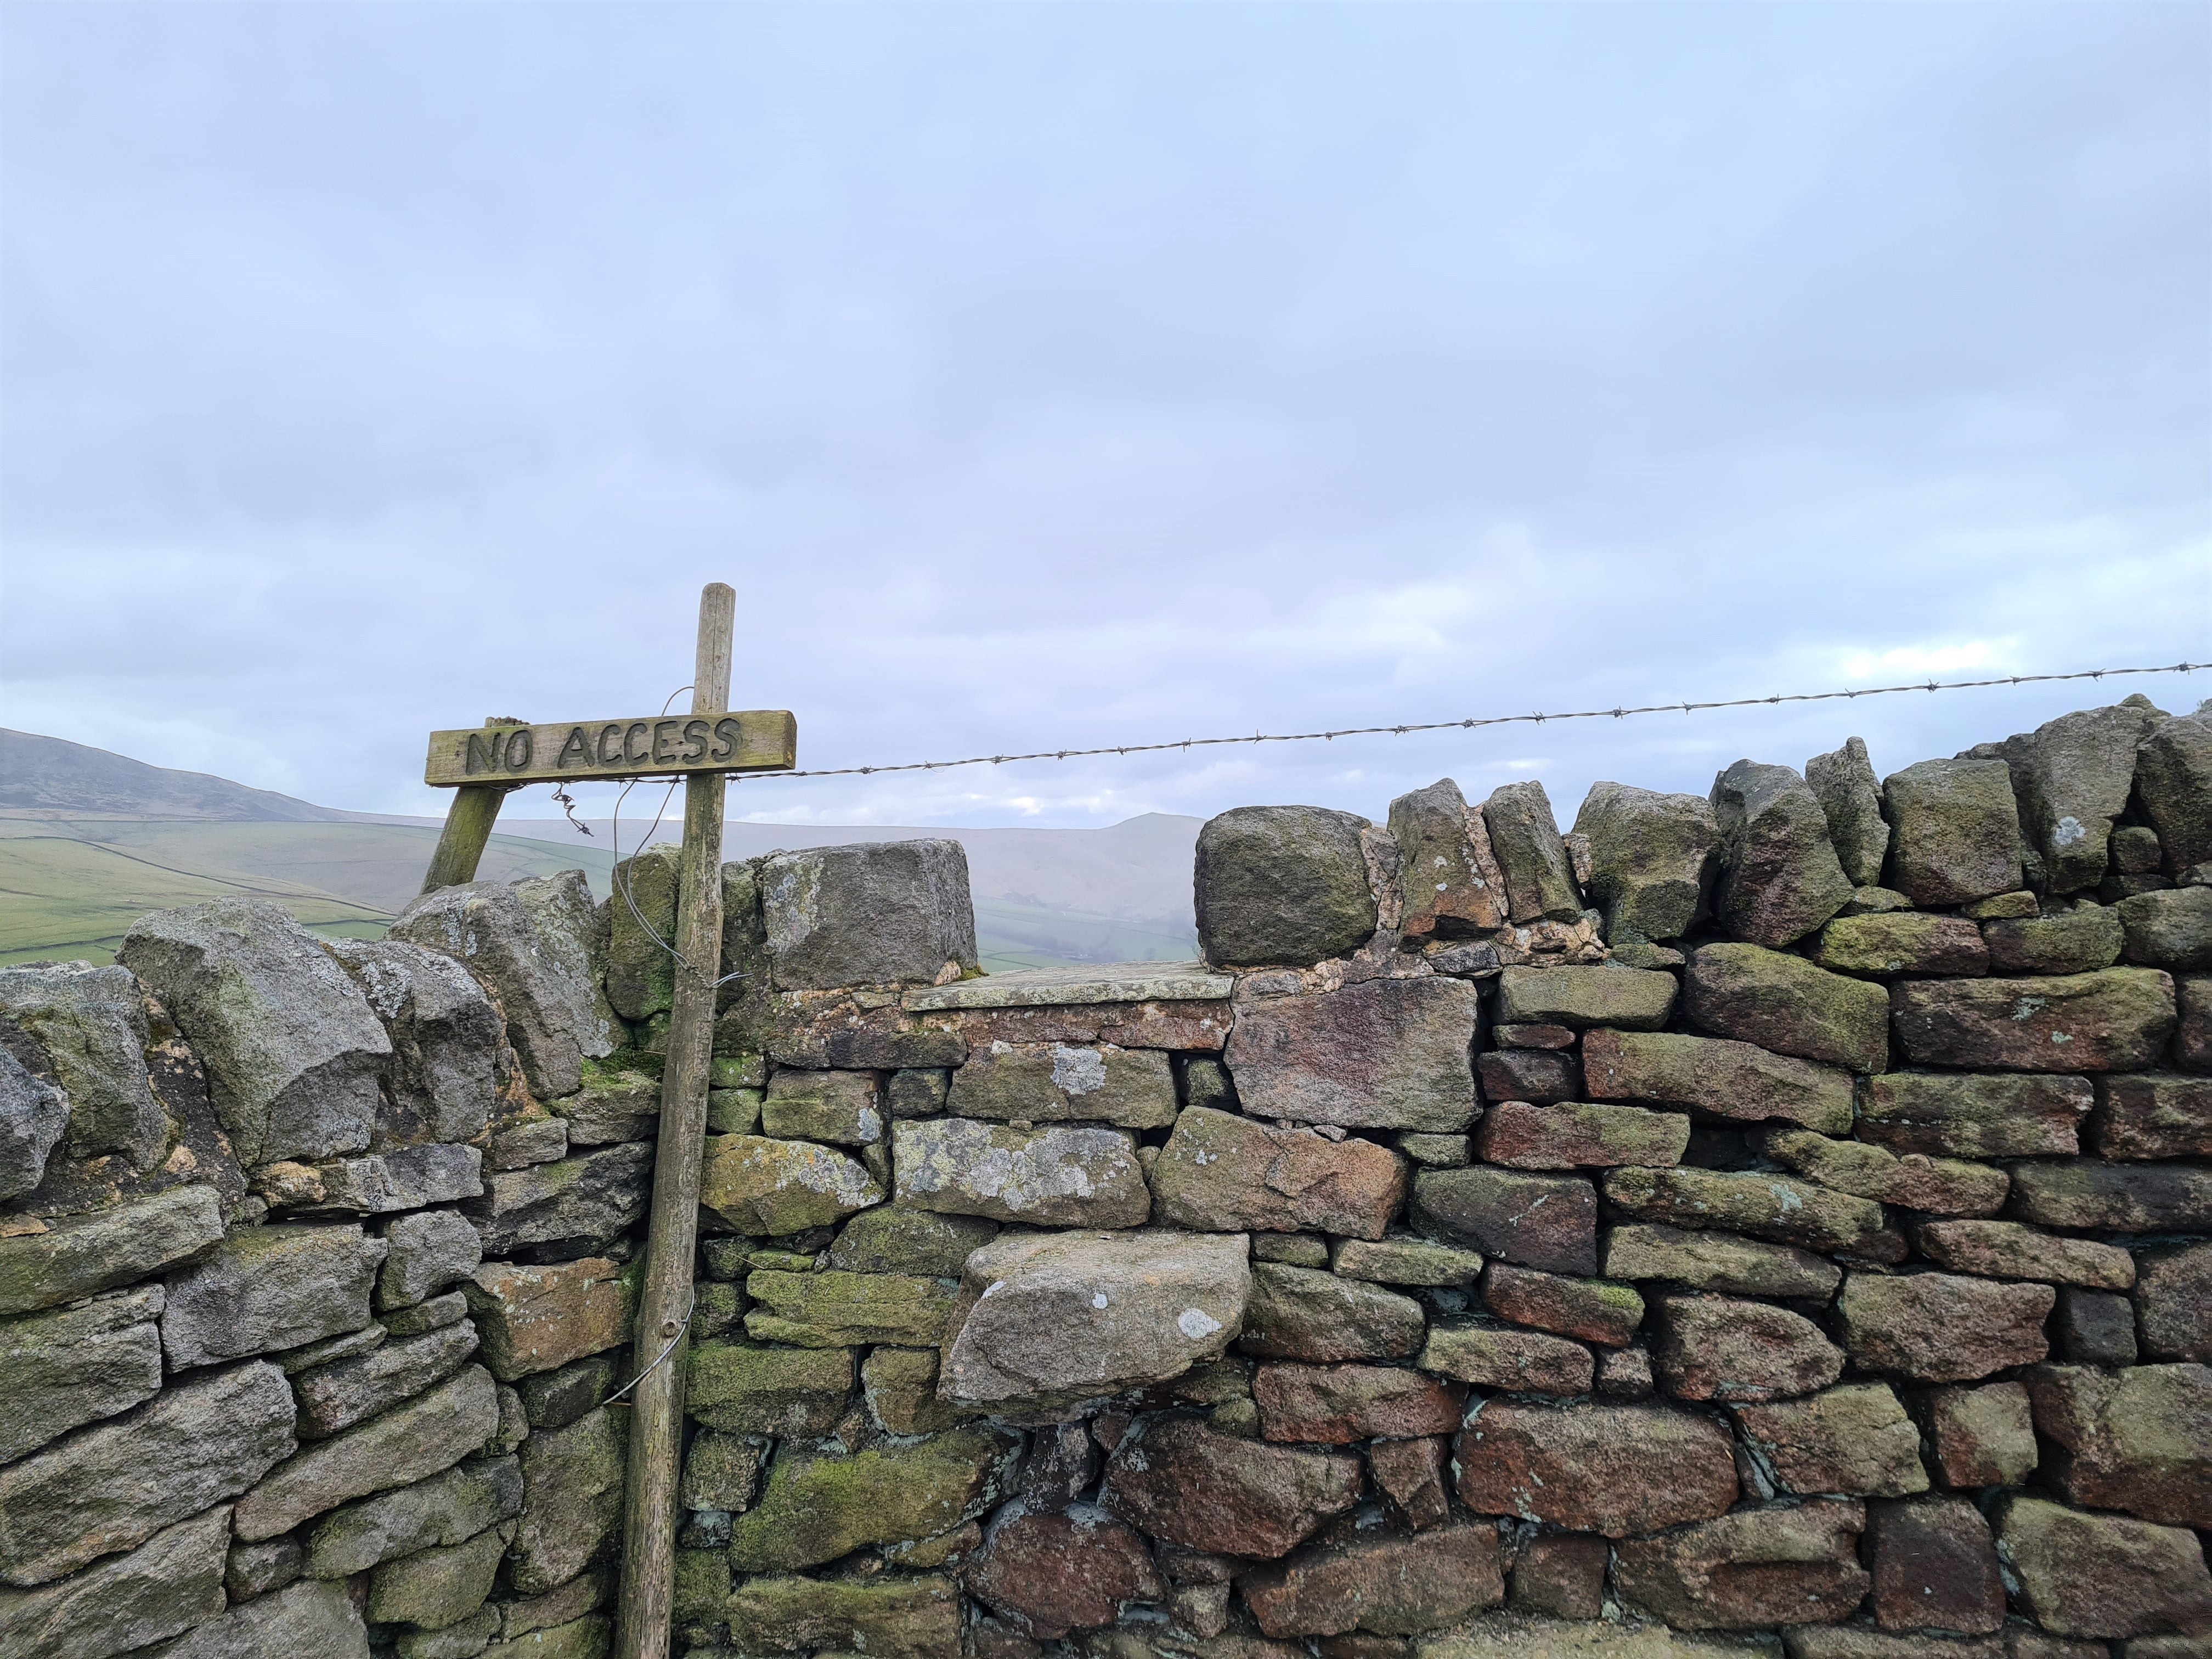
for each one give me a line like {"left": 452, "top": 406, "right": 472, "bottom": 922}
{"left": 1420, "top": 1321, "right": 1592, "bottom": 1393}
{"left": 294, "top": 1320, "right": 480, "bottom": 1438}
{"left": 1733, "top": 1383, "right": 1929, "bottom": 1497}
{"left": 1495, "top": 965, "right": 1677, "bottom": 1031}
{"left": 0, "top": 961, "right": 166, "bottom": 1166}
{"left": 514, "top": 1351, "right": 619, "bottom": 1434}
{"left": 1983, "top": 903, "right": 2124, "bottom": 975}
{"left": 861, "top": 1345, "right": 964, "bottom": 1435}
{"left": 1331, "top": 1234, "right": 1486, "bottom": 1286}
{"left": 742, "top": 1267, "right": 955, "bottom": 1347}
{"left": 948, "top": 1043, "right": 1178, "bottom": 1129}
{"left": 1807, "top": 736, "right": 1890, "bottom": 890}
{"left": 1475, "top": 1100, "right": 1689, "bottom": 1169}
{"left": 893, "top": 1118, "right": 1149, "bottom": 1227}
{"left": 1412, "top": 1167, "right": 1596, "bottom": 1276}
{"left": 1995, "top": 1494, "right": 2212, "bottom": 1640}
{"left": 1252, "top": 1362, "right": 1464, "bottom": 1443}
{"left": 2000, "top": 702, "right": 2164, "bottom": 895}
{"left": 1453, "top": 1399, "right": 1736, "bottom": 1536}
{"left": 2136, "top": 1240, "right": 2212, "bottom": 1363}
{"left": 0, "top": 1045, "right": 66, "bottom": 1202}
{"left": 760, "top": 1066, "right": 882, "bottom": 1146}
{"left": 1710, "top": 760, "right": 1855, "bottom": 948}
{"left": 937, "top": 1229, "right": 1249, "bottom": 1418}
{"left": 368, "top": 1523, "right": 504, "bottom": 1629}
{"left": 1882, "top": 759, "right": 2021, "bottom": 907}
{"left": 1574, "top": 782, "right": 1719, "bottom": 941}
{"left": 603, "top": 842, "right": 679, "bottom": 1023}
{"left": 1912, "top": 1220, "right": 2134, "bottom": 1289}
{"left": 0, "top": 1359, "right": 295, "bottom": 1586}
{"left": 379, "top": 1207, "right": 483, "bottom": 1311}
{"left": 1865, "top": 1494, "right": 2002, "bottom": 1634}
{"left": 509, "top": 1404, "right": 624, "bottom": 1596}
{"left": 1240, "top": 1262, "right": 1425, "bottom": 1362}
{"left": 679, "top": 1429, "right": 762, "bottom": 1515}
{"left": 1226, "top": 977, "right": 1479, "bottom": 1131}
{"left": 303, "top": 1455, "right": 522, "bottom": 1577}
{"left": 466, "top": 1141, "right": 653, "bottom": 1257}
{"left": 2094, "top": 1070, "right": 2212, "bottom": 1158}
{"left": 2117, "top": 887, "right": 2212, "bottom": 971}
{"left": 325, "top": 938, "right": 501, "bottom": 1148}
{"left": 463, "top": 1257, "right": 630, "bottom": 1382}
{"left": 1240, "top": 1520, "right": 1505, "bottom": 1637}
{"left": 1391, "top": 778, "right": 1510, "bottom": 941}
{"left": 1905, "top": 1381, "right": 2037, "bottom": 1489}
{"left": 1757, "top": 1130, "right": 2007, "bottom": 1216}
{"left": 2023, "top": 1363, "right": 2212, "bottom": 1529}
{"left": 119, "top": 898, "right": 390, "bottom": 1165}
{"left": 1369, "top": 1435, "right": 1451, "bottom": 1531}
{"left": 1195, "top": 806, "right": 1379, "bottom": 967}
{"left": 1602, "top": 1221, "right": 1841, "bottom": 1299}
{"left": 222, "top": 1533, "right": 300, "bottom": 1603}
{"left": 1508, "top": 1532, "right": 1609, "bottom": 1622}
{"left": 828, "top": 1204, "right": 996, "bottom": 1276}
{"left": 722, "top": 1572, "right": 960, "bottom": 1659}
{"left": 1892, "top": 968, "right": 2176, "bottom": 1072}
{"left": 728, "top": 1424, "right": 1022, "bottom": 1570}
{"left": 233, "top": 1363, "right": 498, "bottom": 1541}
{"left": 1812, "top": 913, "right": 1989, "bottom": 978}
{"left": 1613, "top": 1499, "right": 1869, "bottom": 1631}
{"left": 2135, "top": 704, "right": 2212, "bottom": 873}
{"left": 1836, "top": 1273, "right": 2053, "bottom": 1382}
{"left": 963, "top": 1505, "right": 1166, "bottom": 1639}
{"left": 1858, "top": 1071, "right": 2092, "bottom": 1158}
{"left": 1604, "top": 1166, "right": 1900, "bottom": 1260}
{"left": 697, "top": 1132, "right": 882, "bottom": 1236}
{"left": 2056, "top": 1285, "right": 2139, "bottom": 1365}
{"left": 1482, "top": 1265, "right": 1643, "bottom": 1347}
{"left": 1654, "top": 1295, "right": 1842, "bottom": 1403}
{"left": 303, "top": 1143, "right": 483, "bottom": 1215}
{"left": 0, "top": 1504, "right": 229, "bottom": 1659}
{"left": 2007, "top": 1158, "right": 2212, "bottom": 1231}
{"left": 1099, "top": 1413, "right": 1362, "bottom": 1557}
{"left": 1581, "top": 1029, "right": 1853, "bottom": 1135}
{"left": 0, "top": 1285, "right": 164, "bottom": 1464}
{"left": 549, "top": 1060, "right": 658, "bottom": 1147}
{"left": 1476, "top": 1047, "right": 1581, "bottom": 1106}
{"left": 686, "top": 1340, "right": 853, "bottom": 1436}
{"left": 1153, "top": 1106, "right": 1408, "bottom": 1239}
{"left": 1485, "top": 781, "right": 1583, "bottom": 924}
{"left": 1683, "top": 943, "right": 1889, "bottom": 1072}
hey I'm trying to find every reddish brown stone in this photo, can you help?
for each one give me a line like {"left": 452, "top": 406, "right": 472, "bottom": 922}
{"left": 2136, "top": 1241, "right": 2212, "bottom": 1363}
{"left": 1099, "top": 1414, "right": 1362, "bottom": 1559}
{"left": 1904, "top": 1382, "right": 2039, "bottom": 1489}
{"left": 1239, "top": 1265, "right": 1426, "bottom": 1363}
{"left": 1613, "top": 1499, "right": 1869, "bottom": 1630}
{"left": 1367, "top": 1437, "right": 1449, "bottom": 1531}
{"left": 1581, "top": 1027, "right": 1854, "bottom": 1134}
{"left": 1654, "top": 1294, "right": 1844, "bottom": 1403}
{"left": 1169, "top": 1581, "right": 1229, "bottom": 1639}
{"left": 1453, "top": 1400, "right": 1736, "bottom": 1537}
{"left": 1482, "top": 1265, "right": 1644, "bottom": 1347}
{"left": 2008, "top": 1159, "right": 2212, "bottom": 1231}
{"left": 1152, "top": 1107, "right": 1409, "bottom": 1241}
{"left": 1417, "top": 1323, "right": 1592, "bottom": 1395}
{"left": 1912, "top": 1220, "right": 2135, "bottom": 1290}
{"left": 1995, "top": 1494, "right": 2212, "bottom": 1640}
{"left": 961, "top": 1509, "right": 1166, "bottom": 1639}
{"left": 1733, "top": 1383, "right": 1930, "bottom": 1497}
{"left": 1495, "top": 1024, "right": 1576, "bottom": 1050}
{"left": 1476, "top": 1048, "right": 1581, "bottom": 1107}
{"left": 1251, "top": 1364, "right": 1465, "bottom": 1446}
{"left": 2022, "top": 1363, "right": 2212, "bottom": 1529}
{"left": 1509, "top": 1533, "right": 1608, "bottom": 1620}
{"left": 1604, "top": 1166, "right": 1904, "bottom": 1262}
{"left": 1866, "top": 1495, "right": 2002, "bottom": 1634}
{"left": 1475, "top": 1101, "right": 1689, "bottom": 1170}
{"left": 1858, "top": 1071, "right": 2091, "bottom": 1159}
{"left": 2092, "top": 1073, "right": 2212, "bottom": 1160}
{"left": 1238, "top": 1520, "right": 1504, "bottom": 1637}
{"left": 972, "top": 1618, "right": 1045, "bottom": 1659}
{"left": 1596, "top": 1346, "right": 1654, "bottom": 1399}
{"left": 1020, "top": 1423, "right": 1099, "bottom": 1514}
{"left": 1409, "top": 1168, "right": 1597, "bottom": 1276}
{"left": 1837, "top": 1273, "right": 2055, "bottom": 1383}
{"left": 1891, "top": 969, "right": 2176, "bottom": 1073}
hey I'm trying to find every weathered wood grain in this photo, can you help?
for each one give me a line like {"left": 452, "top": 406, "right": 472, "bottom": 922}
{"left": 421, "top": 707, "right": 794, "bottom": 786}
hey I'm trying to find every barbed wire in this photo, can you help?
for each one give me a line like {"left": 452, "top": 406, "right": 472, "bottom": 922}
{"left": 725, "top": 661, "right": 2202, "bottom": 784}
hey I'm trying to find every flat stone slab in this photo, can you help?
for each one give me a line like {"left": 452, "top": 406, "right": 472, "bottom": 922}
{"left": 905, "top": 962, "right": 1233, "bottom": 1011}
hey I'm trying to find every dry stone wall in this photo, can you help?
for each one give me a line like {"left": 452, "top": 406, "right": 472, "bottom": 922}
{"left": 0, "top": 690, "right": 2207, "bottom": 1659}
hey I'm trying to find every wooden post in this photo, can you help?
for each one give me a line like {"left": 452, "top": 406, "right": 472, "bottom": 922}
{"left": 616, "top": 584, "right": 736, "bottom": 1659}
{"left": 420, "top": 718, "right": 526, "bottom": 893}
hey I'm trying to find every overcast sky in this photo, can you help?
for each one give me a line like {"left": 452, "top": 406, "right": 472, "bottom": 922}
{"left": 4, "top": 2, "right": 2207, "bottom": 834}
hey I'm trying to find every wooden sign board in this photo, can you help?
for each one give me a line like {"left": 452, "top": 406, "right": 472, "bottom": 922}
{"left": 422, "top": 710, "right": 797, "bottom": 787}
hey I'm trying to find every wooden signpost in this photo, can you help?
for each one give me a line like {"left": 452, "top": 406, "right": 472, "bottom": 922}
{"left": 418, "top": 584, "right": 794, "bottom": 1659}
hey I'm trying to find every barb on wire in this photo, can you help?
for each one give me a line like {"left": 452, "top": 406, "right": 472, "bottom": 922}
{"left": 729, "top": 661, "right": 2201, "bottom": 785}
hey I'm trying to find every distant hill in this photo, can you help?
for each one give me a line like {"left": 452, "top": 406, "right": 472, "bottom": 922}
{"left": 0, "top": 731, "right": 1200, "bottom": 972}
{"left": 0, "top": 728, "right": 374, "bottom": 823}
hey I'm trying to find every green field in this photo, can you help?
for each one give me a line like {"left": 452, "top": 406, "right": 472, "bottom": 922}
{"left": 0, "top": 820, "right": 1195, "bottom": 973}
